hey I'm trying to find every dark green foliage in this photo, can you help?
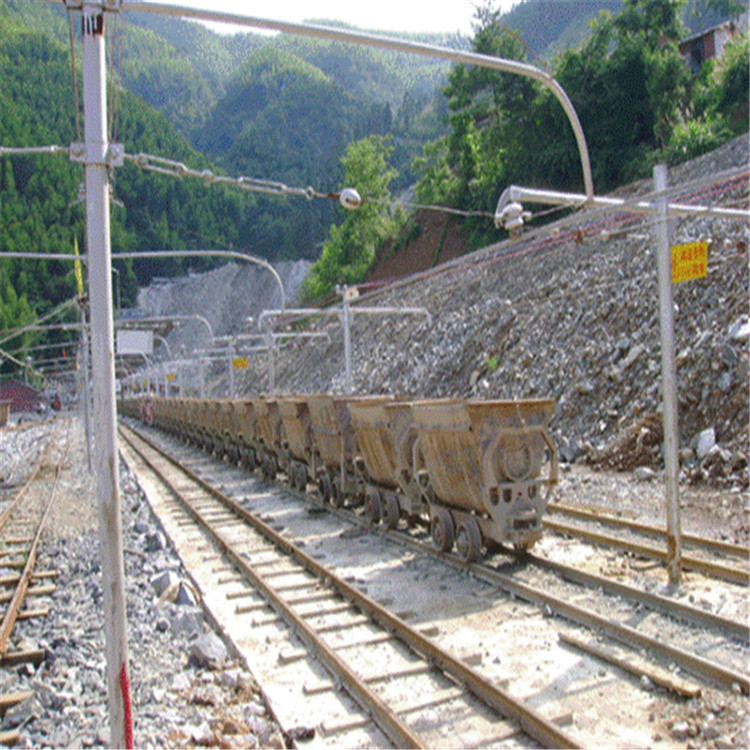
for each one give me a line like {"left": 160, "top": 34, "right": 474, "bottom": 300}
{"left": 303, "top": 136, "right": 401, "bottom": 300}
{"left": 499, "top": 0, "right": 623, "bottom": 57}
{"left": 414, "top": 0, "right": 744, "bottom": 250}
{"left": 0, "top": 9, "right": 252, "bottom": 338}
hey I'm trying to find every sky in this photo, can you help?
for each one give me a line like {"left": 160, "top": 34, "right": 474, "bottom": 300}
{"left": 154, "top": 0, "right": 519, "bottom": 36}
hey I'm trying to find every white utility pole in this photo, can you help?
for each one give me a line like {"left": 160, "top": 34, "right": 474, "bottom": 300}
{"left": 654, "top": 165, "right": 682, "bottom": 584}
{"left": 80, "top": 2, "right": 132, "bottom": 746}
{"left": 79, "top": 305, "right": 93, "bottom": 472}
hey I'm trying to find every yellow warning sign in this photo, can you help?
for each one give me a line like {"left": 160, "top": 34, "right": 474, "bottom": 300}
{"left": 672, "top": 240, "right": 708, "bottom": 284}
{"left": 73, "top": 237, "right": 85, "bottom": 298}
{"left": 232, "top": 357, "right": 249, "bottom": 370}
{"left": 166, "top": 373, "right": 176, "bottom": 382}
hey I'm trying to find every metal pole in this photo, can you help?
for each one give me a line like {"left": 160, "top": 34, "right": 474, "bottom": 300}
{"left": 79, "top": 305, "right": 93, "bottom": 473}
{"left": 111, "top": 267, "right": 121, "bottom": 318}
{"left": 199, "top": 358, "right": 206, "bottom": 398}
{"left": 342, "top": 294, "right": 353, "bottom": 395}
{"left": 265, "top": 330, "right": 276, "bottom": 395}
{"left": 227, "top": 341, "right": 235, "bottom": 398}
{"left": 80, "top": 3, "right": 131, "bottom": 747}
{"left": 654, "top": 165, "right": 682, "bottom": 585}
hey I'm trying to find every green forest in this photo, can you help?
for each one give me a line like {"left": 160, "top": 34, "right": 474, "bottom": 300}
{"left": 0, "top": 0, "right": 747, "bottom": 375}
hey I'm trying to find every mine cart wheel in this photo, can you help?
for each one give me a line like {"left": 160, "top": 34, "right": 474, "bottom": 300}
{"left": 286, "top": 463, "right": 297, "bottom": 489}
{"left": 431, "top": 507, "right": 455, "bottom": 553}
{"left": 381, "top": 492, "right": 400, "bottom": 530}
{"left": 331, "top": 479, "right": 344, "bottom": 509}
{"left": 513, "top": 539, "right": 536, "bottom": 555}
{"left": 364, "top": 489, "right": 381, "bottom": 525}
{"left": 456, "top": 518, "right": 483, "bottom": 563}
{"left": 262, "top": 456, "right": 277, "bottom": 481}
{"left": 318, "top": 473, "right": 332, "bottom": 502}
{"left": 296, "top": 465, "right": 308, "bottom": 492}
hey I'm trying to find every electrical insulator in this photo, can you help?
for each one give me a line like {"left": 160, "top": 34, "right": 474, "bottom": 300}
{"left": 339, "top": 187, "right": 362, "bottom": 210}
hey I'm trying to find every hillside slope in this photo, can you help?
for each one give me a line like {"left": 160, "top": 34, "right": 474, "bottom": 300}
{"left": 223, "top": 136, "right": 749, "bottom": 491}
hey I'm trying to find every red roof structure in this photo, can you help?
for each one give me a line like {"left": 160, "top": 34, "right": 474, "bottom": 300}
{"left": 0, "top": 379, "right": 44, "bottom": 413}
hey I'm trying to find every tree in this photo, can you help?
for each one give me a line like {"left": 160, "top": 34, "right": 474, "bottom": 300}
{"left": 303, "top": 135, "right": 399, "bottom": 300}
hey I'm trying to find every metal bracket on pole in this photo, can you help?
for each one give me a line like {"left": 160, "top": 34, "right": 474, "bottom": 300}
{"left": 494, "top": 181, "right": 750, "bottom": 231}
{"left": 69, "top": 141, "right": 124, "bottom": 167}
{"left": 259, "top": 288, "right": 431, "bottom": 394}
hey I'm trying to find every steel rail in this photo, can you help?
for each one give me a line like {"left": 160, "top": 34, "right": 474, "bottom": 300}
{"left": 120, "top": 426, "right": 424, "bottom": 749}
{"left": 525, "top": 553, "right": 749, "bottom": 642}
{"left": 216, "top": 449, "right": 750, "bottom": 643}
{"left": 119, "top": 423, "right": 581, "bottom": 749}
{"left": 128, "top": 417, "right": 750, "bottom": 695}
{"left": 548, "top": 502, "right": 749, "bottom": 560}
{"left": 469, "top": 562, "right": 750, "bottom": 694}
{"left": 0, "top": 429, "right": 69, "bottom": 654}
{"left": 543, "top": 518, "right": 749, "bottom": 585}
{"left": 0, "top": 422, "right": 64, "bottom": 532}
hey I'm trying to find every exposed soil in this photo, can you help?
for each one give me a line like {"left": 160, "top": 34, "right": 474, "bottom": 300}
{"left": 366, "top": 210, "right": 471, "bottom": 283}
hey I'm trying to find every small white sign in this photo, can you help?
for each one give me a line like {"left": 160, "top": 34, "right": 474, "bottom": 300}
{"left": 116, "top": 329, "right": 154, "bottom": 355}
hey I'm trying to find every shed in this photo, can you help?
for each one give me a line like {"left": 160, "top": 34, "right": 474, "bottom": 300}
{"left": 679, "top": 19, "right": 740, "bottom": 75}
{"left": 0, "top": 379, "right": 44, "bottom": 413}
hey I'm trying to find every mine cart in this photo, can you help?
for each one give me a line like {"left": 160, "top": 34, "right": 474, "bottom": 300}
{"left": 202, "top": 400, "right": 223, "bottom": 456}
{"left": 411, "top": 398, "right": 558, "bottom": 561}
{"left": 150, "top": 397, "right": 167, "bottom": 430}
{"left": 307, "top": 394, "right": 392, "bottom": 507}
{"left": 252, "top": 397, "right": 283, "bottom": 479}
{"left": 276, "top": 396, "right": 316, "bottom": 491}
{"left": 234, "top": 400, "right": 258, "bottom": 470}
{"left": 216, "top": 400, "right": 241, "bottom": 463}
{"left": 180, "top": 398, "right": 201, "bottom": 445}
{"left": 163, "top": 398, "right": 180, "bottom": 436}
{"left": 348, "top": 399, "right": 424, "bottom": 528}
{"left": 306, "top": 394, "right": 343, "bottom": 503}
{"left": 193, "top": 399, "right": 214, "bottom": 451}
{"left": 139, "top": 395, "right": 153, "bottom": 427}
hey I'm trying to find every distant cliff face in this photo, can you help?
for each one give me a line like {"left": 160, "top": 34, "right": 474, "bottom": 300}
{"left": 136, "top": 260, "right": 311, "bottom": 350}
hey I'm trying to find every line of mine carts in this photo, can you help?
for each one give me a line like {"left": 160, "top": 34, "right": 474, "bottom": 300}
{"left": 120, "top": 394, "right": 559, "bottom": 562}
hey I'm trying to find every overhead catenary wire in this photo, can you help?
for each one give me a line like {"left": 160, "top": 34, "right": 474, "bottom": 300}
{"left": 0, "top": 299, "right": 79, "bottom": 347}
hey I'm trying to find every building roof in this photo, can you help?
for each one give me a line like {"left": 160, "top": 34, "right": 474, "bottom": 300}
{"left": 0, "top": 379, "right": 44, "bottom": 412}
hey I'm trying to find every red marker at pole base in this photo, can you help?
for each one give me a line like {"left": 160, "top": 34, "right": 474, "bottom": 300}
{"left": 120, "top": 662, "right": 133, "bottom": 749}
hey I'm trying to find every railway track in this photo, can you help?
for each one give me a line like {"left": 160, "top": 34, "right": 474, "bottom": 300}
{"left": 119, "top": 422, "right": 579, "bottom": 748}
{"left": 0, "top": 421, "right": 66, "bottom": 745}
{"left": 121, "top": 420, "right": 749, "bottom": 746}
{"left": 544, "top": 501, "right": 748, "bottom": 585}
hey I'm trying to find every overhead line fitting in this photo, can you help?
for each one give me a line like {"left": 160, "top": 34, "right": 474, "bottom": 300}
{"left": 123, "top": 152, "right": 365, "bottom": 209}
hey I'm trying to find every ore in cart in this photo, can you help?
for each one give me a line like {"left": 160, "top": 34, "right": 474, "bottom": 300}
{"left": 276, "top": 396, "right": 316, "bottom": 492}
{"left": 411, "top": 398, "right": 558, "bottom": 561}
{"left": 348, "top": 399, "right": 430, "bottom": 528}
{"left": 252, "top": 397, "right": 283, "bottom": 479}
